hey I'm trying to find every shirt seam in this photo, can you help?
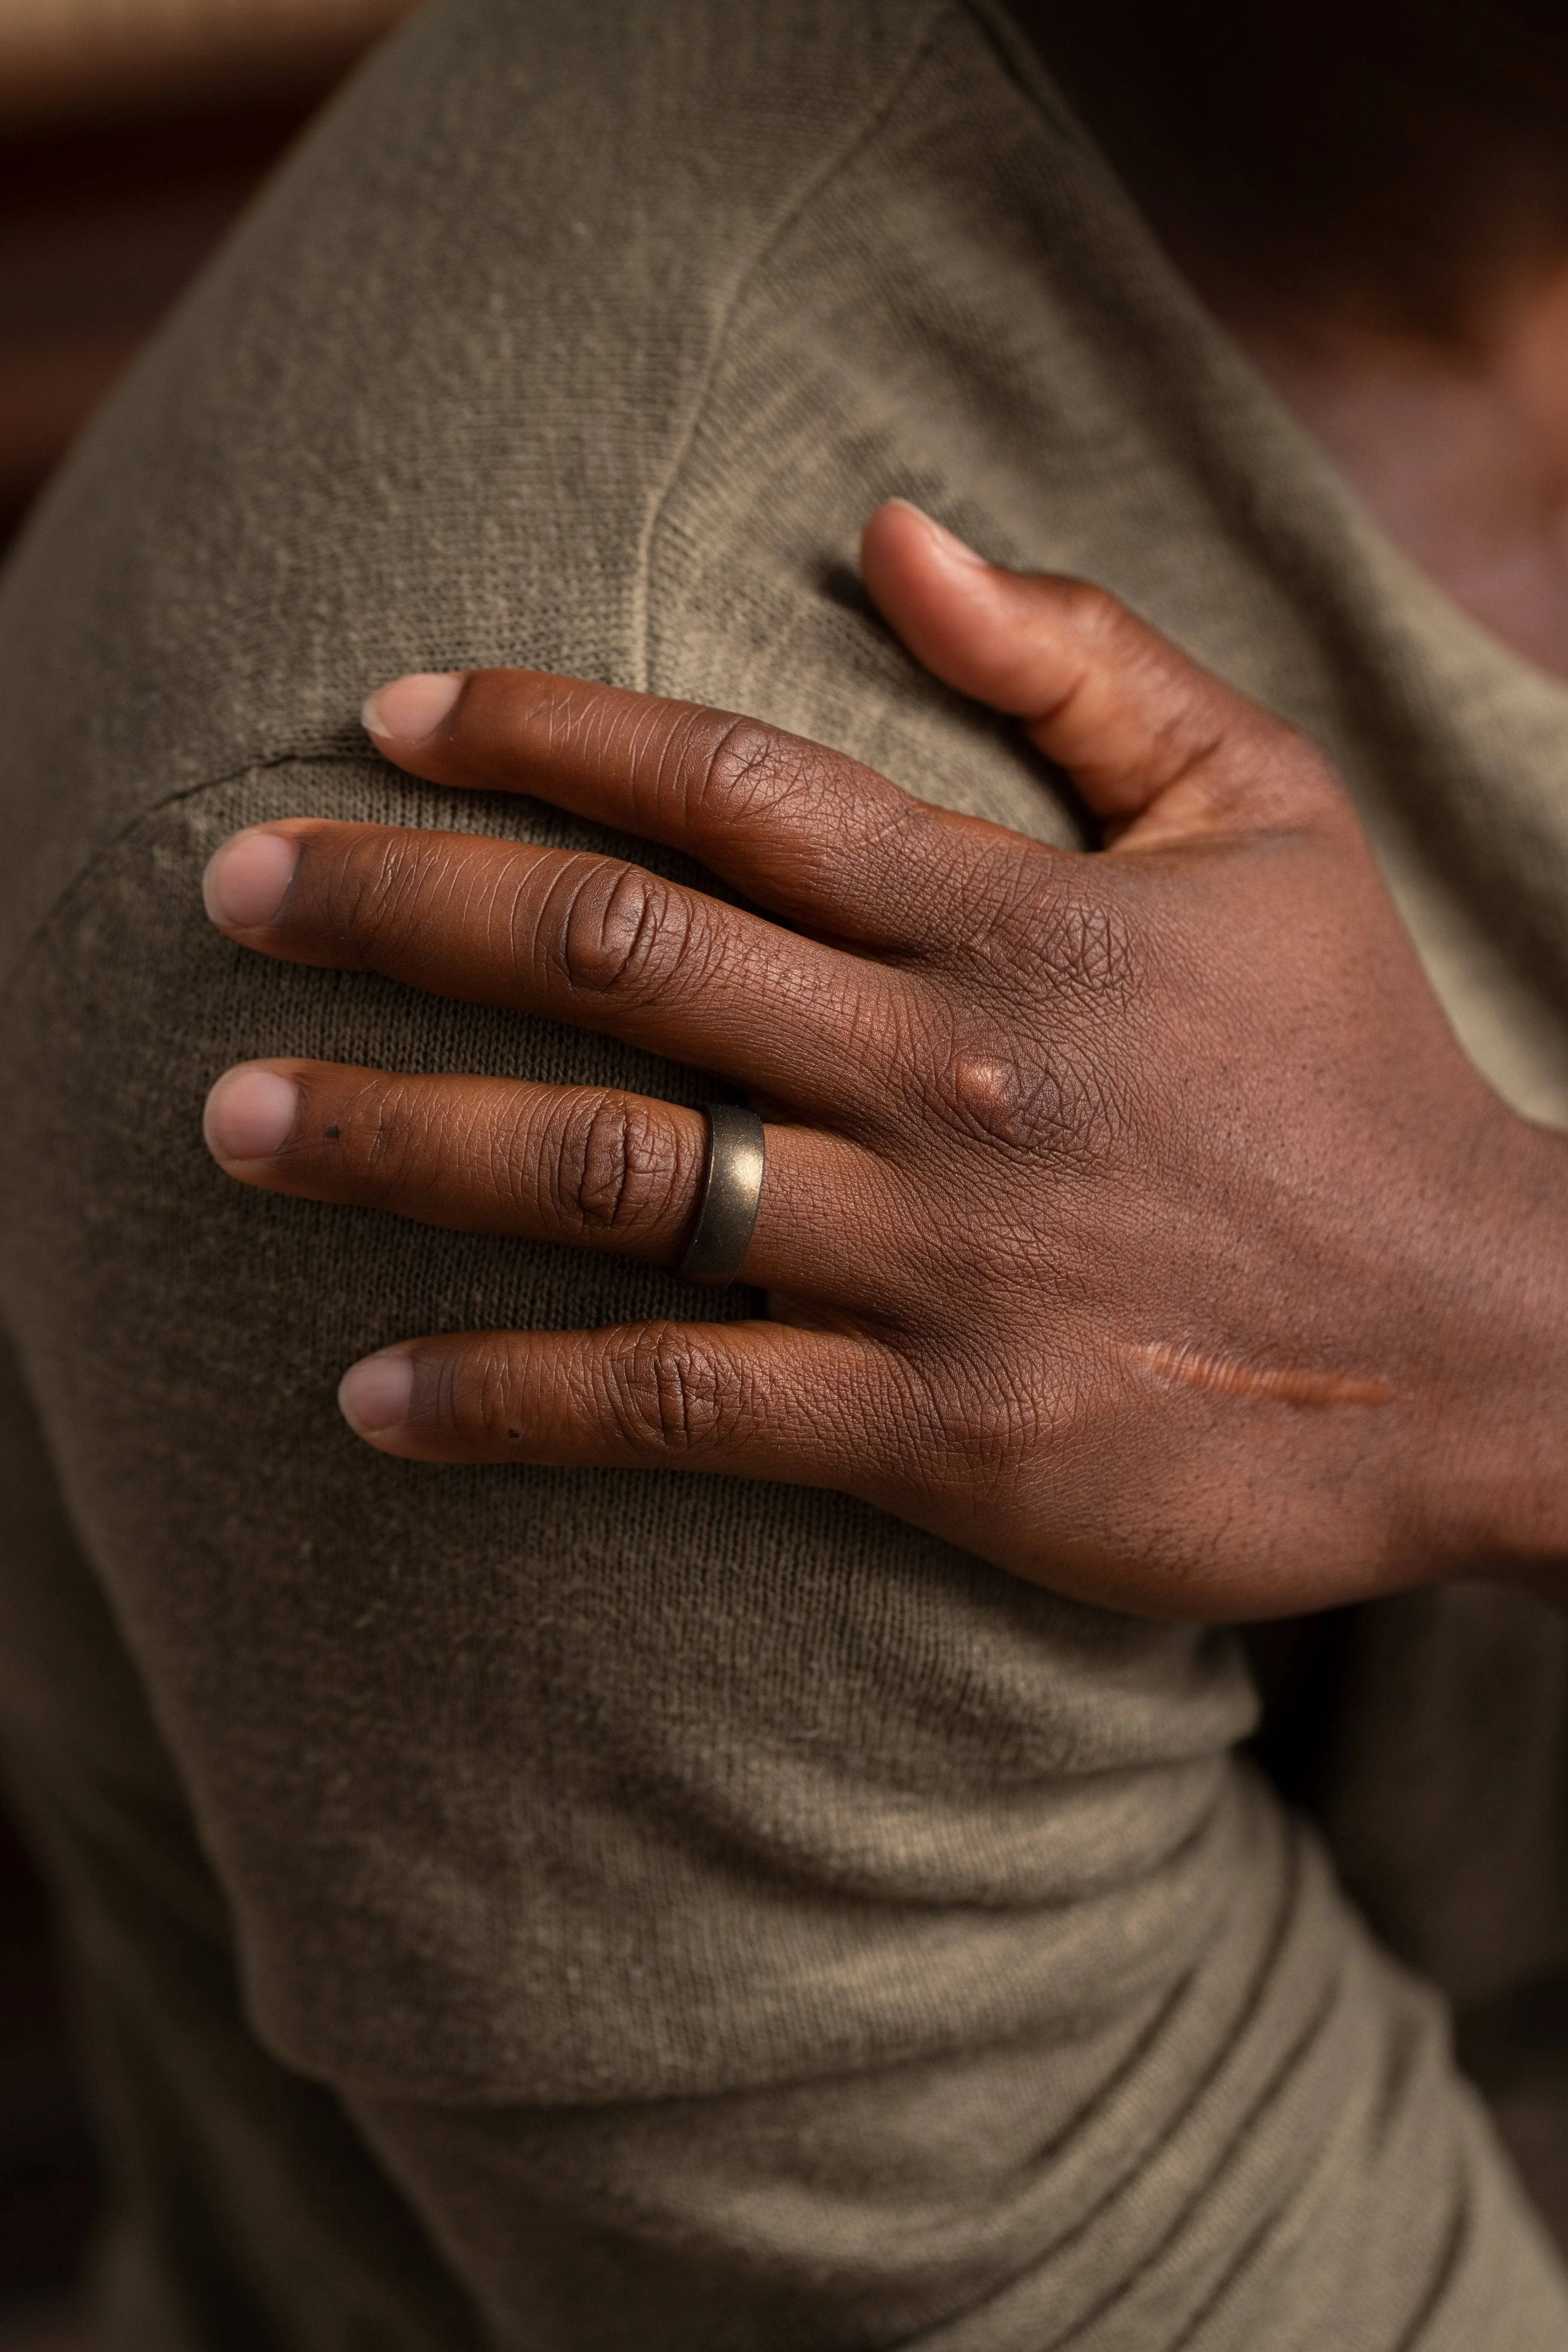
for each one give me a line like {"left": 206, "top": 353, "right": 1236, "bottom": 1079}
{"left": 629, "top": 0, "right": 956, "bottom": 695}
{"left": 0, "top": 747, "right": 373, "bottom": 1007}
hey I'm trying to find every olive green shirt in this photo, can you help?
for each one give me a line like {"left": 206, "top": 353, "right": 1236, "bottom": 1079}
{"left": 3, "top": 1, "right": 1568, "bottom": 2343}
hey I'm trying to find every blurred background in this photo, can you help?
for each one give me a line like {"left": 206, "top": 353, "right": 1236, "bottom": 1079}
{"left": 0, "top": 6, "right": 414, "bottom": 2341}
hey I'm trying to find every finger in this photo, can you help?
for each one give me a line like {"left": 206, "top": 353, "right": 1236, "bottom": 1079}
{"left": 860, "top": 500, "right": 1344, "bottom": 847}
{"left": 335, "top": 1317, "right": 891, "bottom": 1475}
{"left": 358, "top": 665, "right": 965, "bottom": 949}
{"left": 202, "top": 821, "right": 916, "bottom": 1119}
{"left": 202, "top": 1060, "right": 886, "bottom": 1303}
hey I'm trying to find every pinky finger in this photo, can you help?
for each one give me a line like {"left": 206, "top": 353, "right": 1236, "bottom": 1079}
{"left": 337, "top": 1317, "right": 885, "bottom": 1479}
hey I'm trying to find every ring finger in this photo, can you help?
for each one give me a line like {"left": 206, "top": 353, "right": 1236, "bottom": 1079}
{"left": 203, "top": 1059, "right": 888, "bottom": 1305}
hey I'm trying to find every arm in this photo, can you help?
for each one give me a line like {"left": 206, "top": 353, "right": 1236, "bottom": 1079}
{"left": 203, "top": 501, "right": 1568, "bottom": 1620}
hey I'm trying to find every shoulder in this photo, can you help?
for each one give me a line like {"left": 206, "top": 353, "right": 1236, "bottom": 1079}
{"left": 0, "top": 0, "right": 962, "bottom": 979}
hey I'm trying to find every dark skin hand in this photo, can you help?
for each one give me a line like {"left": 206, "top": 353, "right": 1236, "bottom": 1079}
{"left": 201, "top": 503, "right": 1568, "bottom": 1622}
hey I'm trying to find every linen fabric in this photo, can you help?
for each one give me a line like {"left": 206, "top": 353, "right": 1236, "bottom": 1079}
{"left": 2, "top": 0, "right": 1568, "bottom": 2343}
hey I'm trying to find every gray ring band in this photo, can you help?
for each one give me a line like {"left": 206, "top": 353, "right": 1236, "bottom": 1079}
{"left": 677, "top": 1104, "right": 766, "bottom": 1287}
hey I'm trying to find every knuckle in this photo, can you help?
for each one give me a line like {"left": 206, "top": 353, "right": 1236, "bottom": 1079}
{"left": 1033, "top": 894, "right": 1137, "bottom": 998}
{"left": 698, "top": 714, "right": 818, "bottom": 828}
{"left": 694, "top": 713, "right": 904, "bottom": 889}
{"left": 540, "top": 1093, "right": 677, "bottom": 1235}
{"left": 550, "top": 858, "right": 697, "bottom": 1002}
{"left": 879, "top": 1352, "right": 1042, "bottom": 1492}
{"left": 945, "top": 1044, "right": 1127, "bottom": 1162}
{"left": 1207, "top": 720, "right": 1348, "bottom": 833}
{"left": 1054, "top": 575, "right": 1130, "bottom": 652}
{"left": 969, "top": 864, "right": 1138, "bottom": 1004}
{"left": 604, "top": 1323, "right": 747, "bottom": 1455}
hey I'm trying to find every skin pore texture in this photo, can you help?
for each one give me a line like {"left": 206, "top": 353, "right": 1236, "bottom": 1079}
{"left": 196, "top": 0, "right": 1568, "bottom": 1622}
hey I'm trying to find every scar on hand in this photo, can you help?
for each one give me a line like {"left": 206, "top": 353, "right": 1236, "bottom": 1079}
{"left": 1131, "top": 1338, "right": 1393, "bottom": 1409}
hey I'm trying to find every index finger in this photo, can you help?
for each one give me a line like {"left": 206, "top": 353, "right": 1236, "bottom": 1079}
{"left": 361, "top": 668, "right": 1034, "bottom": 949}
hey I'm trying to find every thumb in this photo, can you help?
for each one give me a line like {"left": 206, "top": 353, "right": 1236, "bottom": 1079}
{"left": 860, "top": 500, "right": 1334, "bottom": 848}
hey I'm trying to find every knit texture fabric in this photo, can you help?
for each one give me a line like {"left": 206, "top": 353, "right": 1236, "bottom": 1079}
{"left": 2, "top": 0, "right": 1568, "bottom": 2343}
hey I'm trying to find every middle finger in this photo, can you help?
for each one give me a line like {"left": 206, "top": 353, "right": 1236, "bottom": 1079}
{"left": 203, "top": 820, "right": 917, "bottom": 1121}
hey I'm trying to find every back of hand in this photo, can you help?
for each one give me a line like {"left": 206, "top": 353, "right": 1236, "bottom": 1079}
{"left": 199, "top": 503, "right": 1568, "bottom": 1620}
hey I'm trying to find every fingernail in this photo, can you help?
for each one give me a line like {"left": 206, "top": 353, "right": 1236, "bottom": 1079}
{"left": 203, "top": 1067, "right": 299, "bottom": 1161}
{"left": 361, "top": 672, "right": 463, "bottom": 744}
{"left": 889, "top": 499, "right": 991, "bottom": 567}
{"left": 202, "top": 830, "right": 300, "bottom": 929}
{"left": 338, "top": 1350, "right": 415, "bottom": 1437}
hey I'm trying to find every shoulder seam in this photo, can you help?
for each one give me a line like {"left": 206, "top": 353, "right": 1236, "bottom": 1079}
{"left": 0, "top": 747, "right": 371, "bottom": 1004}
{"left": 4, "top": 5, "right": 968, "bottom": 998}
{"left": 629, "top": 0, "right": 956, "bottom": 693}
{"left": 955, "top": 0, "right": 1089, "bottom": 141}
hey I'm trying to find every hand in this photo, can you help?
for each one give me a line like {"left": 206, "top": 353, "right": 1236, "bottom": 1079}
{"left": 199, "top": 503, "right": 1568, "bottom": 1619}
